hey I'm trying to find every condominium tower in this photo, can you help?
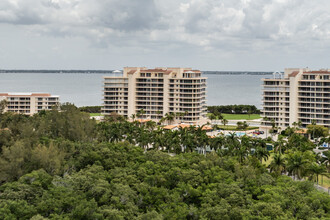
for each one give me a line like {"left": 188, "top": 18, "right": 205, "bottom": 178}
{"left": 0, "top": 93, "right": 60, "bottom": 116}
{"left": 262, "top": 68, "right": 330, "bottom": 130}
{"left": 102, "top": 67, "right": 207, "bottom": 124}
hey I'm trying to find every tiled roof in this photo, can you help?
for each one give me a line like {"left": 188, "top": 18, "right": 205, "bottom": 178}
{"left": 0, "top": 93, "right": 52, "bottom": 97}
{"left": 163, "top": 125, "right": 177, "bottom": 130}
{"left": 178, "top": 124, "right": 191, "bottom": 128}
{"left": 202, "top": 126, "right": 213, "bottom": 130}
{"left": 136, "top": 119, "right": 151, "bottom": 123}
{"left": 303, "top": 71, "right": 330, "bottom": 74}
{"left": 164, "top": 70, "right": 173, "bottom": 74}
{"left": 289, "top": 71, "right": 299, "bottom": 77}
{"left": 162, "top": 124, "right": 212, "bottom": 130}
{"left": 127, "top": 70, "right": 137, "bottom": 74}
{"left": 163, "top": 124, "right": 191, "bottom": 130}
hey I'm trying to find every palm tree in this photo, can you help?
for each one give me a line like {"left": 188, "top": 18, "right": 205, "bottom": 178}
{"left": 137, "top": 109, "right": 146, "bottom": 119}
{"left": 235, "top": 145, "right": 249, "bottom": 163}
{"left": 225, "top": 132, "right": 240, "bottom": 153}
{"left": 179, "top": 127, "right": 194, "bottom": 153}
{"left": 221, "top": 118, "right": 228, "bottom": 130}
{"left": 236, "top": 136, "right": 251, "bottom": 163}
{"left": 269, "top": 153, "right": 286, "bottom": 176}
{"left": 130, "top": 114, "right": 136, "bottom": 122}
{"left": 159, "top": 116, "right": 166, "bottom": 125}
{"left": 155, "top": 110, "right": 162, "bottom": 123}
{"left": 237, "top": 121, "right": 248, "bottom": 132}
{"left": 274, "top": 135, "right": 287, "bottom": 154}
{"left": 209, "top": 136, "right": 225, "bottom": 152}
{"left": 141, "top": 109, "right": 147, "bottom": 119}
{"left": 307, "top": 119, "right": 324, "bottom": 141}
{"left": 254, "top": 146, "right": 270, "bottom": 163}
{"left": 171, "top": 131, "right": 182, "bottom": 154}
{"left": 208, "top": 113, "right": 216, "bottom": 124}
{"left": 165, "top": 112, "right": 175, "bottom": 125}
{"left": 269, "top": 119, "right": 278, "bottom": 137}
{"left": 136, "top": 128, "right": 151, "bottom": 152}
{"left": 247, "top": 107, "right": 252, "bottom": 119}
{"left": 308, "top": 162, "right": 328, "bottom": 185}
{"left": 108, "top": 122, "right": 123, "bottom": 143}
{"left": 243, "top": 121, "right": 249, "bottom": 132}
{"left": 286, "top": 151, "right": 308, "bottom": 180}
{"left": 292, "top": 121, "right": 302, "bottom": 131}
{"left": 145, "top": 120, "right": 156, "bottom": 131}
{"left": 195, "top": 125, "right": 209, "bottom": 155}
{"left": 287, "top": 133, "right": 314, "bottom": 151}
{"left": 321, "top": 150, "right": 330, "bottom": 172}
{"left": 176, "top": 112, "right": 185, "bottom": 123}
{"left": 162, "top": 130, "right": 173, "bottom": 152}
{"left": 153, "top": 128, "right": 166, "bottom": 151}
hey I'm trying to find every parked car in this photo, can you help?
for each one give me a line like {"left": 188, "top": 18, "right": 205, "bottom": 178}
{"left": 253, "top": 130, "right": 264, "bottom": 135}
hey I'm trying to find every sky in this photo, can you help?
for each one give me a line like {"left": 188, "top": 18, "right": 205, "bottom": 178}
{"left": 0, "top": 0, "right": 330, "bottom": 71}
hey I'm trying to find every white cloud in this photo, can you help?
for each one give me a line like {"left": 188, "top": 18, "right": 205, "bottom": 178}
{"left": 0, "top": 0, "right": 330, "bottom": 70}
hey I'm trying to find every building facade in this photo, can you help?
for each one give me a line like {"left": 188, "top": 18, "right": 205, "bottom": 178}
{"left": 0, "top": 93, "right": 60, "bottom": 116}
{"left": 102, "top": 67, "right": 207, "bottom": 124}
{"left": 262, "top": 68, "right": 330, "bottom": 130}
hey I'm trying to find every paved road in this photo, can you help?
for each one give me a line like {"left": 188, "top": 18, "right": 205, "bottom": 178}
{"left": 213, "top": 119, "right": 262, "bottom": 127}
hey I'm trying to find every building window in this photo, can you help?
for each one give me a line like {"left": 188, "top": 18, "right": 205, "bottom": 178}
{"left": 146, "top": 73, "right": 151, "bottom": 77}
{"left": 140, "top": 73, "right": 145, "bottom": 77}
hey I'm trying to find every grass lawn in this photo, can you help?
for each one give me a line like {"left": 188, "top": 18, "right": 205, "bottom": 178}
{"left": 89, "top": 113, "right": 102, "bottom": 116}
{"left": 207, "top": 113, "right": 261, "bottom": 120}
{"left": 319, "top": 175, "right": 330, "bottom": 188}
{"left": 222, "top": 113, "right": 261, "bottom": 120}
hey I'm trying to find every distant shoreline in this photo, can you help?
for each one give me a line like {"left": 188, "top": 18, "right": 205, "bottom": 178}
{"left": 0, "top": 70, "right": 274, "bottom": 75}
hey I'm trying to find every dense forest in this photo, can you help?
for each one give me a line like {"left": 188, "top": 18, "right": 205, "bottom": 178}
{"left": 207, "top": 105, "right": 261, "bottom": 115}
{"left": 78, "top": 106, "right": 102, "bottom": 113}
{"left": 0, "top": 104, "right": 329, "bottom": 219}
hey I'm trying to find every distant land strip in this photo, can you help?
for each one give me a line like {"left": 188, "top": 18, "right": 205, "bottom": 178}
{"left": 0, "top": 70, "right": 113, "bottom": 74}
{"left": 0, "top": 69, "right": 274, "bottom": 75}
{"left": 203, "top": 71, "right": 273, "bottom": 75}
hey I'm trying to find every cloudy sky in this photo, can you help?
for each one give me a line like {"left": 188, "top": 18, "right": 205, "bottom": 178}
{"left": 0, "top": 0, "right": 329, "bottom": 71}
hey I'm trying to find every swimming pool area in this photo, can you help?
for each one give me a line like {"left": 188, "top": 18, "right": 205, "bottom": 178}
{"left": 225, "top": 132, "right": 247, "bottom": 137}
{"left": 234, "top": 132, "right": 246, "bottom": 137}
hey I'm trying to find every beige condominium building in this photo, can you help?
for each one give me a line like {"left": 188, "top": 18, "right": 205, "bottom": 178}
{"left": 0, "top": 93, "right": 60, "bottom": 116}
{"left": 262, "top": 68, "right": 330, "bottom": 130}
{"left": 102, "top": 67, "right": 207, "bottom": 124}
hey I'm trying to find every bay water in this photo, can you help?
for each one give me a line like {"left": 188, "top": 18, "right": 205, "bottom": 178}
{"left": 0, "top": 72, "right": 268, "bottom": 108}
